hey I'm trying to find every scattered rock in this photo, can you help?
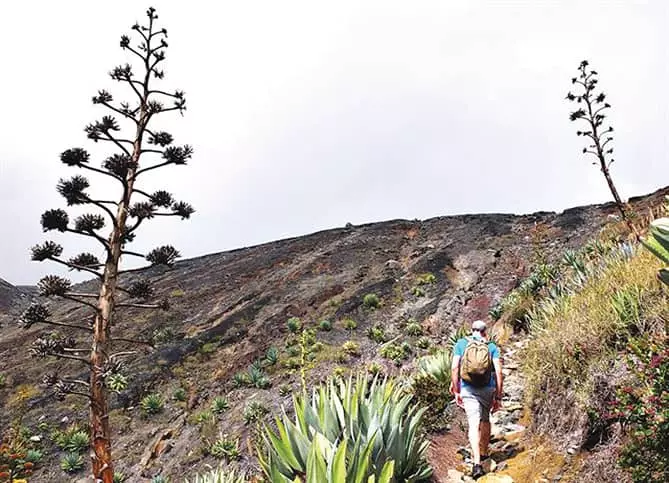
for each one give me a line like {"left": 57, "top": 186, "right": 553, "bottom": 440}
{"left": 446, "top": 468, "right": 465, "bottom": 482}
{"left": 479, "top": 474, "right": 514, "bottom": 482}
{"left": 29, "top": 435, "right": 41, "bottom": 443}
{"left": 482, "top": 458, "right": 497, "bottom": 473}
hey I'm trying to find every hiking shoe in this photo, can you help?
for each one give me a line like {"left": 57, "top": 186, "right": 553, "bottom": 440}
{"left": 472, "top": 464, "right": 485, "bottom": 479}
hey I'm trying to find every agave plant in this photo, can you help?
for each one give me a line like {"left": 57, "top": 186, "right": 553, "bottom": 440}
{"left": 185, "top": 467, "right": 246, "bottom": 483}
{"left": 445, "top": 326, "right": 468, "bottom": 353}
{"left": 416, "top": 350, "right": 451, "bottom": 384}
{"left": 259, "top": 374, "right": 432, "bottom": 482}
{"left": 642, "top": 216, "right": 669, "bottom": 286}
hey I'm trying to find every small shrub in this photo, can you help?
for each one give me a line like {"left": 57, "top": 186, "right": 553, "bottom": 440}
{"left": 413, "top": 374, "right": 452, "bottom": 432}
{"left": 363, "top": 293, "right": 381, "bottom": 309}
{"left": 366, "top": 325, "right": 386, "bottom": 343}
{"left": 411, "top": 286, "right": 426, "bottom": 297}
{"left": 140, "top": 393, "right": 165, "bottom": 415}
{"left": 301, "top": 328, "right": 317, "bottom": 346}
{"left": 0, "top": 373, "right": 6, "bottom": 388}
{"left": 65, "top": 430, "right": 89, "bottom": 453}
{"left": 305, "top": 351, "right": 316, "bottom": 362}
{"left": 282, "top": 357, "right": 301, "bottom": 369}
{"left": 60, "top": 452, "right": 84, "bottom": 473}
{"left": 342, "top": 341, "right": 360, "bottom": 356}
{"left": 380, "top": 342, "right": 409, "bottom": 366}
{"left": 264, "top": 346, "right": 279, "bottom": 366}
{"left": 610, "top": 285, "right": 643, "bottom": 326}
{"left": 401, "top": 341, "right": 413, "bottom": 355}
{"left": 152, "top": 327, "right": 175, "bottom": 344}
{"left": 488, "top": 304, "right": 504, "bottom": 321}
{"left": 152, "top": 475, "right": 169, "bottom": 483}
{"left": 286, "top": 317, "right": 302, "bottom": 333}
{"left": 232, "top": 372, "right": 250, "bottom": 388}
{"left": 414, "top": 350, "right": 453, "bottom": 431}
{"left": 406, "top": 321, "right": 423, "bottom": 336}
{"left": 209, "top": 434, "right": 240, "bottom": 460}
{"left": 198, "top": 342, "right": 217, "bottom": 355}
{"left": 311, "top": 341, "right": 324, "bottom": 352}
{"left": 278, "top": 384, "right": 292, "bottom": 396}
{"left": 248, "top": 366, "right": 271, "bottom": 389}
{"left": 106, "top": 373, "right": 128, "bottom": 393}
{"left": 332, "top": 367, "right": 348, "bottom": 381}
{"left": 286, "top": 345, "right": 301, "bottom": 357}
{"left": 243, "top": 400, "right": 269, "bottom": 425}
{"left": 367, "top": 362, "right": 383, "bottom": 376}
{"left": 113, "top": 472, "right": 127, "bottom": 483}
{"left": 52, "top": 425, "right": 85, "bottom": 450}
{"left": 250, "top": 359, "right": 264, "bottom": 372}
{"left": 185, "top": 467, "right": 246, "bottom": 483}
{"left": 342, "top": 318, "right": 357, "bottom": 331}
{"left": 193, "top": 410, "right": 215, "bottom": 425}
{"left": 25, "top": 449, "right": 43, "bottom": 464}
{"left": 334, "top": 352, "right": 349, "bottom": 363}
{"left": 318, "top": 319, "right": 332, "bottom": 331}
{"left": 285, "top": 336, "right": 298, "bottom": 347}
{"left": 607, "top": 337, "right": 669, "bottom": 483}
{"left": 173, "top": 387, "right": 188, "bottom": 402}
{"left": 211, "top": 396, "right": 229, "bottom": 415}
{"left": 416, "top": 336, "right": 430, "bottom": 349}
{"left": 416, "top": 273, "right": 437, "bottom": 285}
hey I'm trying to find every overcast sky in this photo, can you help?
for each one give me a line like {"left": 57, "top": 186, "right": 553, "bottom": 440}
{"left": 1, "top": 1, "right": 667, "bottom": 285}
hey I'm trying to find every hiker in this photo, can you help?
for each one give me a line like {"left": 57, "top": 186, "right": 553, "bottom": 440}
{"left": 450, "top": 320, "right": 503, "bottom": 479}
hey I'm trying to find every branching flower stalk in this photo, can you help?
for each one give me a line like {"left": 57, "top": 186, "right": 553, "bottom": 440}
{"left": 567, "top": 60, "right": 638, "bottom": 239}
{"left": 20, "top": 8, "right": 192, "bottom": 482}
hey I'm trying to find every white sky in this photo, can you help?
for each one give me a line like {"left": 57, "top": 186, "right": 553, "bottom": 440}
{"left": 1, "top": 1, "right": 668, "bottom": 285}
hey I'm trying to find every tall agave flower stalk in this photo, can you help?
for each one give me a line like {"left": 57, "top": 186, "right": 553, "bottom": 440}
{"left": 259, "top": 375, "right": 432, "bottom": 483}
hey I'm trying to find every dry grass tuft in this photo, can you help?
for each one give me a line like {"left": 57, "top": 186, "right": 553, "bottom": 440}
{"left": 523, "top": 250, "right": 668, "bottom": 441}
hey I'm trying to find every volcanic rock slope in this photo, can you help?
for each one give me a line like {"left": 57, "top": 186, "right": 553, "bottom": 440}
{"left": 0, "top": 188, "right": 666, "bottom": 481}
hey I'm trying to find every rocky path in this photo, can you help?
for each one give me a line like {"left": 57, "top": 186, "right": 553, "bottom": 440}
{"left": 430, "top": 336, "right": 530, "bottom": 483}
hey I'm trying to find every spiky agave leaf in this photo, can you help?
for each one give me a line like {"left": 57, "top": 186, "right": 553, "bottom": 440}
{"left": 31, "top": 241, "right": 63, "bottom": 261}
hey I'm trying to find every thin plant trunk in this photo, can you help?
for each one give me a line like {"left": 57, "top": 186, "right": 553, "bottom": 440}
{"left": 90, "top": 51, "right": 150, "bottom": 483}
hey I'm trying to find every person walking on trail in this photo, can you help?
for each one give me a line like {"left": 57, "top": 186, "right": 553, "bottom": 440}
{"left": 450, "top": 320, "right": 503, "bottom": 480}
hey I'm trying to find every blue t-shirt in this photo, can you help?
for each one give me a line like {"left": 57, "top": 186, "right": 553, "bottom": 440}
{"left": 453, "top": 335, "right": 500, "bottom": 389}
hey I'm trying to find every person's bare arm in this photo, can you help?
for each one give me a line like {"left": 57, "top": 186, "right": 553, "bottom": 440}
{"left": 493, "top": 357, "right": 503, "bottom": 400}
{"left": 450, "top": 355, "right": 461, "bottom": 393}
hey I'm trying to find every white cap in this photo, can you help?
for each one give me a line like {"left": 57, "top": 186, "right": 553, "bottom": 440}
{"left": 472, "top": 320, "right": 487, "bottom": 332}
